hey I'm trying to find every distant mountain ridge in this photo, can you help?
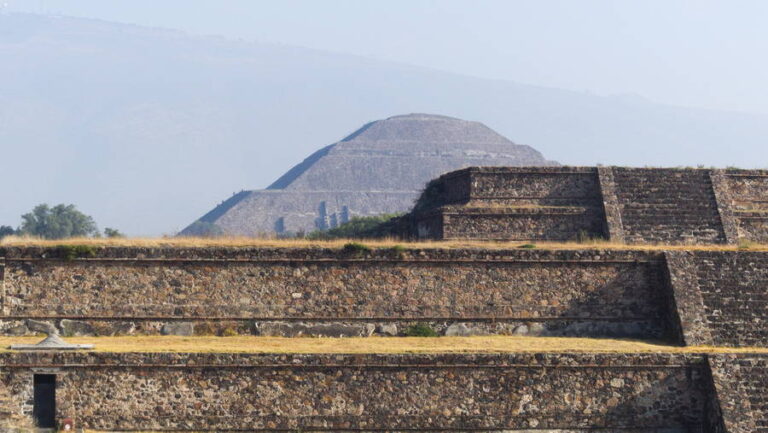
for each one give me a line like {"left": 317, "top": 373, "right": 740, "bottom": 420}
{"left": 0, "top": 13, "right": 766, "bottom": 235}
{"left": 184, "top": 113, "right": 555, "bottom": 235}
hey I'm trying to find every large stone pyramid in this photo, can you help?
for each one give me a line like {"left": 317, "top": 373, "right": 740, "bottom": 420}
{"left": 183, "top": 114, "right": 556, "bottom": 236}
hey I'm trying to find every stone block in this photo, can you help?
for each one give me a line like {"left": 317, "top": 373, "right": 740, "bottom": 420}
{"left": 161, "top": 322, "right": 194, "bottom": 336}
{"left": 512, "top": 325, "right": 529, "bottom": 335}
{"left": 1, "top": 321, "right": 29, "bottom": 336}
{"left": 257, "top": 322, "right": 375, "bottom": 338}
{"left": 91, "top": 321, "right": 136, "bottom": 336}
{"left": 527, "top": 323, "right": 546, "bottom": 336}
{"left": 377, "top": 323, "right": 398, "bottom": 336}
{"left": 60, "top": 319, "right": 95, "bottom": 337}
{"left": 444, "top": 323, "right": 485, "bottom": 337}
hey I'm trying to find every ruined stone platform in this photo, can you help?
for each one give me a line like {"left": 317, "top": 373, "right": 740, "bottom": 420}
{"left": 0, "top": 241, "right": 766, "bottom": 431}
{"left": 410, "top": 166, "right": 768, "bottom": 245}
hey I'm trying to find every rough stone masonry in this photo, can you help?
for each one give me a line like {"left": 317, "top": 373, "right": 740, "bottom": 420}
{"left": 2, "top": 163, "right": 768, "bottom": 430}
{"left": 411, "top": 166, "right": 768, "bottom": 245}
{"left": 0, "top": 244, "right": 767, "bottom": 430}
{"left": 0, "top": 247, "right": 674, "bottom": 339}
{"left": 0, "top": 352, "right": 714, "bottom": 432}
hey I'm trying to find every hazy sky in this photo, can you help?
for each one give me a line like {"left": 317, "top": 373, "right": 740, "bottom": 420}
{"left": 6, "top": 0, "right": 768, "bottom": 115}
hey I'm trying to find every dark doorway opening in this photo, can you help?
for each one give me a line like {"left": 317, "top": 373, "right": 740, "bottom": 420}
{"left": 33, "top": 374, "right": 56, "bottom": 428}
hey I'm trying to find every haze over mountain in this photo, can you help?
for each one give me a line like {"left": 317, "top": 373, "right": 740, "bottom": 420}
{"left": 1, "top": 13, "right": 767, "bottom": 235}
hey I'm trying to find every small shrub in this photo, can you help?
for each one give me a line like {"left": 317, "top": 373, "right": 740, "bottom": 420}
{"left": 518, "top": 243, "right": 537, "bottom": 249}
{"left": 342, "top": 242, "right": 372, "bottom": 257}
{"left": 404, "top": 323, "right": 438, "bottom": 337}
{"left": 221, "top": 327, "right": 239, "bottom": 337}
{"left": 389, "top": 244, "right": 406, "bottom": 258}
{"left": 103, "top": 227, "right": 125, "bottom": 238}
{"left": 306, "top": 213, "right": 403, "bottom": 240}
{"left": 575, "top": 230, "right": 607, "bottom": 244}
{"left": 55, "top": 245, "right": 97, "bottom": 261}
{"left": 193, "top": 322, "right": 217, "bottom": 336}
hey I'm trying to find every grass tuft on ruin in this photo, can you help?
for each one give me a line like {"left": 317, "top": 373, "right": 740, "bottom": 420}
{"left": 2, "top": 235, "right": 767, "bottom": 253}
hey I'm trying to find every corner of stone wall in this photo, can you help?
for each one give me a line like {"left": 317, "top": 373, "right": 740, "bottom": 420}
{"left": 710, "top": 169, "right": 740, "bottom": 244}
{"left": 702, "top": 356, "right": 728, "bottom": 433}
{"left": 596, "top": 166, "right": 625, "bottom": 243}
{"left": 663, "top": 251, "right": 713, "bottom": 346}
{"left": 706, "top": 355, "right": 756, "bottom": 433}
{"left": 0, "top": 254, "right": 5, "bottom": 317}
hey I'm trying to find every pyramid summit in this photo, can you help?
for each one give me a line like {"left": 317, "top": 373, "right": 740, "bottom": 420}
{"left": 183, "top": 113, "right": 556, "bottom": 236}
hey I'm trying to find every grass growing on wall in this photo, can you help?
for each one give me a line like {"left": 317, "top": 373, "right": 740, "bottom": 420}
{"left": 1, "top": 336, "right": 767, "bottom": 354}
{"left": 2, "top": 235, "right": 768, "bottom": 252}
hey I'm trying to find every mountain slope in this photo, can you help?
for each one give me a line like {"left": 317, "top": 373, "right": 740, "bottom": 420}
{"left": 1, "top": 13, "right": 766, "bottom": 235}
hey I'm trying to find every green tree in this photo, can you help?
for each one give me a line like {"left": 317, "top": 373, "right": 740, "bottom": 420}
{"left": 0, "top": 225, "right": 16, "bottom": 239}
{"left": 19, "top": 204, "right": 99, "bottom": 239}
{"left": 307, "top": 213, "right": 402, "bottom": 240}
{"left": 103, "top": 227, "right": 125, "bottom": 238}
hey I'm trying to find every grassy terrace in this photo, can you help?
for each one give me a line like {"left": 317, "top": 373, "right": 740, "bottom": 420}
{"left": 1, "top": 236, "right": 767, "bottom": 252}
{"left": 1, "top": 336, "right": 767, "bottom": 354}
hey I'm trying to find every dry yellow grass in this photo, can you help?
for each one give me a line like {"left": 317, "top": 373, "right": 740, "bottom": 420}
{"left": 2, "top": 235, "right": 767, "bottom": 252}
{"left": 1, "top": 336, "right": 766, "bottom": 354}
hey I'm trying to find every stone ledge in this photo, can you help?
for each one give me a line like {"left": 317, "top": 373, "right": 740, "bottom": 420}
{"left": 0, "top": 246, "right": 665, "bottom": 262}
{"left": 0, "top": 351, "right": 706, "bottom": 368}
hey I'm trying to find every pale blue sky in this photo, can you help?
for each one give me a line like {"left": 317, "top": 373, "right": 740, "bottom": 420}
{"left": 6, "top": 0, "right": 768, "bottom": 115}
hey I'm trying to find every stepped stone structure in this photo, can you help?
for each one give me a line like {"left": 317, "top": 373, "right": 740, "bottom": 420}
{"left": 0, "top": 242, "right": 768, "bottom": 431}
{"left": 411, "top": 166, "right": 768, "bottom": 244}
{"left": 181, "top": 114, "right": 555, "bottom": 236}
{"left": 1, "top": 166, "right": 768, "bottom": 431}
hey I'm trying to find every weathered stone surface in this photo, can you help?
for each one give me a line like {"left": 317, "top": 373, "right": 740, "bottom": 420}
{"left": 412, "top": 166, "right": 768, "bottom": 245}
{"left": 723, "top": 170, "right": 768, "bottom": 243}
{"left": 444, "top": 323, "right": 486, "bottom": 336}
{"left": 106, "top": 321, "right": 136, "bottom": 336}
{"left": 597, "top": 166, "right": 626, "bottom": 243}
{"left": 613, "top": 168, "right": 726, "bottom": 244}
{"left": 664, "top": 251, "right": 713, "bottom": 346}
{"left": 0, "top": 322, "right": 28, "bottom": 336}
{"left": 257, "top": 322, "right": 375, "bottom": 337}
{"left": 59, "top": 319, "right": 94, "bottom": 337}
{"left": 528, "top": 323, "right": 546, "bottom": 336}
{"left": 0, "top": 247, "right": 670, "bottom": 339}
{"left": 708, "top": 354, "right": 768, "bottom": 433}
{"left": 161, "top": 322, "right": 194, "bottom": 336}
{"left": 513, "top": 325, "right": 529, "bottom": 335}
{"left": 0, "top": 352, "right": 710, "bottom": 431}
{"left": 377, "top": 323, "right": 398, "bottom": 336}
{"left": 415, "top": 167, "right": 606, "bottom": 241}
{"left": 2, "top": 246, "right": 768, "bottom": 348}
{"left": 685, "top": 251, "right": 768, "bottom": 347}
{"left": 181, "top": 114, "right": 556, "bottom": 236}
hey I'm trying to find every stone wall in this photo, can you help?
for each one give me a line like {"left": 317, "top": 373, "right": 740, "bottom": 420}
{"left": 419, "top": 167, "right": 601, "bottom": 206}
{"left": 411, "top": 166, "right": 768, "bottom": 245}
{"left": 414, "top": 167, "right": 608, "bottom": 242}
{"left": 722, "top": 171, "right": 768, "bottom": 243}
{"left": 666, "top": 251, "right": 768, "bottom": 347}
{"left": 439, "top": 207, "right": 605, "bottom": 241}
{"left": 707, "top": 354, "right": 768, "bottom": 433}
{"left": 612, "top": 168, "right": 726, "bottom": 245}
{"left": 0, "top": 352, "right": 710, "bottom": 431}
{"left": 0, "top": 247, "right": 671, "bottom": 339}
{"left": 4, "top": 246, "right": 768, "bottom": 347}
